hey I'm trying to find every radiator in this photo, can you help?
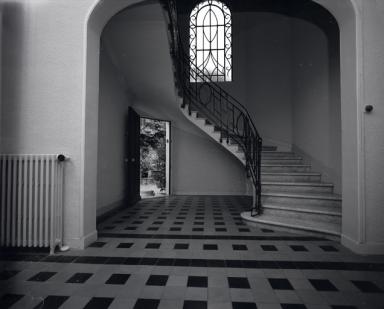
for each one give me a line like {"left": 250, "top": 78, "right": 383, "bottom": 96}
{"left": 0, "top": 154, "right": 66, "bottom": 254}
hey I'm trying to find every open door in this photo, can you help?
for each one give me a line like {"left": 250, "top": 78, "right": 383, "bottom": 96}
{"left": 125, "top": 107, "right": 141, "bottom": 206}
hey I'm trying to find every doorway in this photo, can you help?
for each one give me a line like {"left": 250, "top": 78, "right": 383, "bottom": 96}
{"left": 140, "top": 117, "right": 170, "bottom": 198}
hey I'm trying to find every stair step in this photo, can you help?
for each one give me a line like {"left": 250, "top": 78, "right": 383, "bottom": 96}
{"left": 261, "top": 158, "right": 303, "bottom": 164}
{"left": 262, "top": 146, "right": 277, "bottom": 151}
{"left": 241, "top": 211, "right": 341, "bottom": 237}
{"left": 261, "top": 192, "right": 341, "bottom": 207}
{"left": 262, "top": 204, "right": 341, "bottom": 224}
{"left": 261, "top": 151, "right": 296, "bottom": 157}
{"left": 261, "top": 172, "right": 321, "bottom": 183}
{"left": 262, "top": 182, "right": 333, "bottom": 194}
{"left": 261, "top": 164, "right": 311, "bottom": 172}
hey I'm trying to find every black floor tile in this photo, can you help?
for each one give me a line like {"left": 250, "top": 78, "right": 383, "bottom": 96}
{"left": 105, "top": 274, "right": 130, "bottom": 285}
{"left": 281, "top": 304, "right": 307, "bottom": 309}
{"left": 238, "top": 228, "right": 250, "bottom": 232}
{"left": 331, "top": 306, "right": 358, "bottom": 309}
{"left": 134, "top": 299, "right": 160, "bottom": 309}
{"left": 232, "top": 302, "right": 257, "bottom": 309}
{"left": 261, "top": 228, "right": 274, "bottom": 233}
{"left": 261, "top": 245, "right": 278, "bottom": 251}
{"left": 268, "top": 278, "right": 294, "bottom": 290}
{"left": 117, "top": 242, "right": 133, "bottom": 248}
{"left": 146, "top": 275, "right": 169, "bottom": 286}
{"left": 170, "top": 227, "right": 182, "bottom": 231}
{"left": 0, "top": 270, "right": 19, "bottom": 280}
{"left": 147, "top": 227, "right": 159, "bottom": 231}
{"left": 174, "top": 243, "right": 189, "bottom": 249}
{"left": 227, "top": 277, "right": 251, "bottom": 289}
{"left": 193, "top": 228, "right": 204, "bottom": 231}
{"left": 28, "top": 272, "right": 57, "bottom": 282}
{"left": 203, "top": 244, "right": 218, "bottom": 250}
{"left": 83, "top": 297, "right": 114, "bottom": 309}
{"left": 319, "top": 245, "right": 338, "bottom": 252}
{"left": 34, "top": 295, "right": 69, "bottom": 309}
{"left": 125, "top": 227, "right": 137, "bottom": 230}
{"left": 89, "top": 242, "right": 106, "bottom": 248}
{"left": 152, "top": 221, "right": 164, "bottom": 225}
{"left": 133, "top": 221, "right": 143, "bottom": 224}
{"left": 309, "top": 279, "right": 338, "bottom": 291}
{"left": 106, "top": 257, "right": 127, "bottom": 265}
{"left": 187, "top": 276, "right": 208, "bottom": 287}
{"left": 215, "top": 228, "right": 227, "bottom": 232}
{"left": 351, "top": 280, "right": 383, "bottom": 293}
{"left": 214, "top": 222, "right": 225, "bottom": 225}
{"left": 146, "top": 243, "right": 161, "bottom": 249}
{"left": 232, "top": 244, "right": 248, "bottom": 251}
{"left": 66, "top": 273, "right": 93, "bottom": 283}
{"left": 183, "top": 300, "right": 207, "bottom": 309}
{"left": 0, "top": 294, "right": 24, "bottom": 309}
{"left": 290, "top": 245, "right": 308, "bottom": 252}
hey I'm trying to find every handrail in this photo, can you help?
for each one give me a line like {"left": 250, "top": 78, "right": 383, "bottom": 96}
{"left": 162, "top": 0, "right": 262, "bottom": 216}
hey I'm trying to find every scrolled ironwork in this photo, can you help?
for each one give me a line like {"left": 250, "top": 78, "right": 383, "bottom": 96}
{"left": 162, "top": 0, "right": 262, "bottom": 216}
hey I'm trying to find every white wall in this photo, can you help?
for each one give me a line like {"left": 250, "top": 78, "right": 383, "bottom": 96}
{"left": 102, "top": 2, "right": 247, "bottom": 196}
{"left": 291, "top": 18, "right": 342, "bottom": 193}
{"left": 179, "top": 12, "right": 294, "bottom": 149}
{"left": 97, "top": 43, "right": 132, "bottom": 215}
{"left": 0, "top": 0, "right": 100, "bottom": 249}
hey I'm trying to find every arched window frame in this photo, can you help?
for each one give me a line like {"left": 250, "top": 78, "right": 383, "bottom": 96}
{"left": 190, "top": 0, "right": 232, "bottom": 82}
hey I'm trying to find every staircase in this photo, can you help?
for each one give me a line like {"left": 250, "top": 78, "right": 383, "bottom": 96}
{"left": 180, "top": 105, "right": 342, "bottom": 238}
{"left": 162, "top": 0, "right": 341, "bottom": 239}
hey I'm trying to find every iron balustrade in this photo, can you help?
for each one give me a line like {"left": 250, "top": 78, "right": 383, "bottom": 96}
{"left": 162, "top": 0, "right": 262, "bottom": 216}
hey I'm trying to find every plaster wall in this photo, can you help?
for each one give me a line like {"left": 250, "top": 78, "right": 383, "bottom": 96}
{"left": 291, "top": 18, "right": 342, "bottom": 194}
{"left": 102, "top": 2, "right": 247, "bottom": 196}
{"left": 97, "top": 43, "right": 133, "bottom": 215}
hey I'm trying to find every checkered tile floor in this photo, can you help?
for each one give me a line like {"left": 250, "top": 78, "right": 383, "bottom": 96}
{"left": 1, "top": 196, "right": 384, "bottom": 309}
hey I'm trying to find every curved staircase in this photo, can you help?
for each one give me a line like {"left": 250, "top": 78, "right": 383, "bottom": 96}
{"left": 180, "top": 104, "right": 342, "bottom": 238}
{"left": 162, "top": 0, "right": 341, "bottom": 239}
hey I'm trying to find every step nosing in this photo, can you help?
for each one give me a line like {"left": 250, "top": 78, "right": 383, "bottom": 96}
{"left": 242, "top": 213, "right": 341, "bottom": 236}
{"left": 262, "top": 192, "right": 342, "bottom": 200}
{"left": 262, "top": 182, "right": 333, "bottom": 187}
{"left": 262, "top": 205, "right": 342, "bottom": 216}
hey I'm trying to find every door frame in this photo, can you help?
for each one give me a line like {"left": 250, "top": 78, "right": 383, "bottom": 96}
{"left": 139, "top": 116, "right": 171, "bottom": 196}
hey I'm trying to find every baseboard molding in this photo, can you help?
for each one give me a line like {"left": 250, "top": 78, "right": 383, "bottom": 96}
{"left": 341, "top": 234, "right": 384, "bottom": 255}
{"left": 65, "top": 230, "right": 98, "bottom": 250}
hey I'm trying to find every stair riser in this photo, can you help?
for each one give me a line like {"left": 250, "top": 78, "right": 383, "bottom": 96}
{"left": 262, "top": 155, "right": 300, "bottom": 160}
{"left": 262, "top": 184, "right": 333, "bottom": 194}
{"left": 262, "top": 146, "right": 277, "bottom": 151}
{"left": 261, "top": 195, "right": 341, "bottom": 208}
{"left": 262, "top": 159, "right": 303, "bottom": 164}
{"left": 261, "top": 166, "right": 311, "bottom": 173}
{"left": 261, "top": 152, "right": 297, "bottom": 157}
{"left": 263, "top": 208, "right": 341, "bottom": 225}
{"left": 261, "top": 174, "right": 321, "bottom": 183}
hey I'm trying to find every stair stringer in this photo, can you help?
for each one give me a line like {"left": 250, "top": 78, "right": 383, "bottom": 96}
{"left": 180, "top": 104, "right": 246, "bottom": 166}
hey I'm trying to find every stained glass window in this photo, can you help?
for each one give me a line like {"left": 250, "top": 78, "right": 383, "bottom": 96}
{"left": 190, "top": 0, "right": 232, "bottom": 82}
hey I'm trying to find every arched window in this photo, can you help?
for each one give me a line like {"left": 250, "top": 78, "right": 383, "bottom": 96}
{"left": 190, "top": 0, "right": 232, "bottom": 82}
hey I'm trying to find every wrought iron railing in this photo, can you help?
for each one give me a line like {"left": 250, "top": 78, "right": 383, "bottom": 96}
{"left": 162, "top": 0, "right": 262, "bottom": 215}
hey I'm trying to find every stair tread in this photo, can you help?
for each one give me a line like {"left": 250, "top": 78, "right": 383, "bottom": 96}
{"left": 261, "top": 164, "right": 311, "bottom": 167}
{"left": 261, "top": 172, "right": 320, "bottom": 175}
{"left": 262, "top": 203, "right": 341, "bottom": 215}
{"left": 241, "top": 212, "right": 341, "bottom": 235}
{"left": 262, "top": 191, "right": 341, "bottom": 200}
{"left": 262, "top": 181, "right": 333, "bottom": 187}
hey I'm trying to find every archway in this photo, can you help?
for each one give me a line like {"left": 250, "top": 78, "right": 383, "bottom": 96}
{"left": 83, "top": 0, "right": 364, "bottom": 253}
